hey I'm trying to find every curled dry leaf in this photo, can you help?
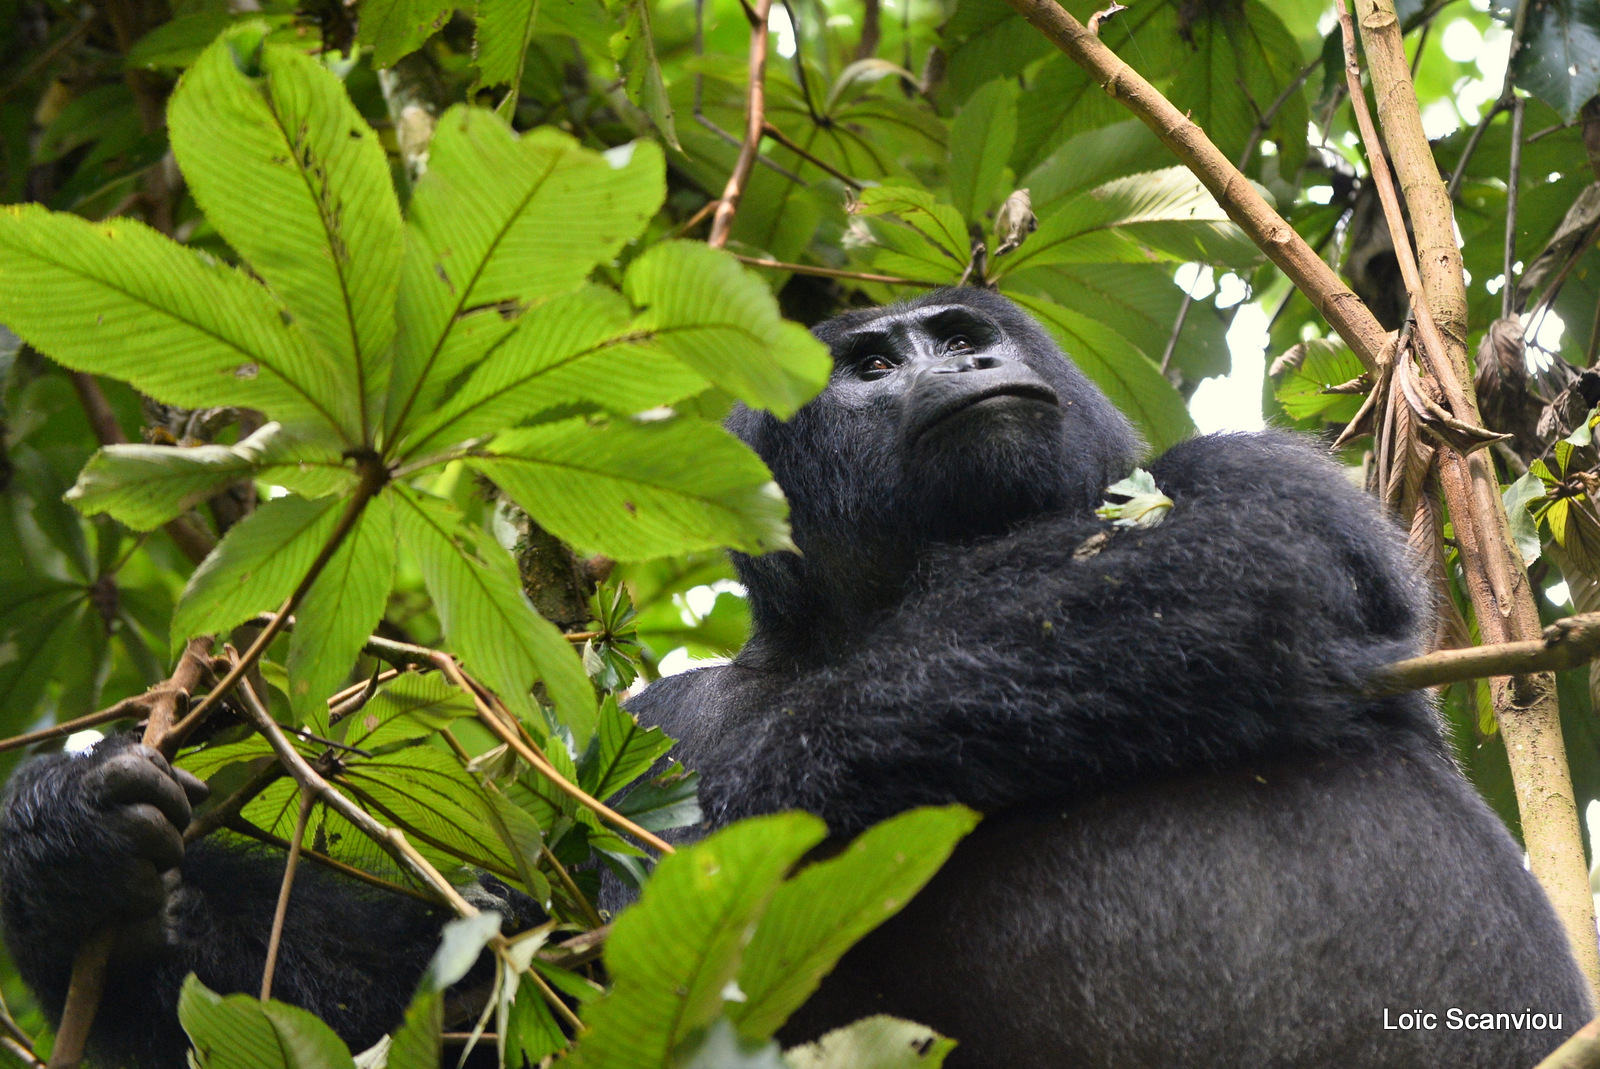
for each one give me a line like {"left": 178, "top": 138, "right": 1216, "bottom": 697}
{"left": 994, "top": 189, "right": 1037, "bottom": 257}
{"left": 1394, "top": 344, "right": 1511, "bottom": 457}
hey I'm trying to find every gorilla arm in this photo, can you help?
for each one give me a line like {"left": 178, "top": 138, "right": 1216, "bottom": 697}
{"left": 672, "top": 432, "right": 1435, "bottom": 834}
{"left": 0, "top": 737, "right": 469, "bottom": 1068}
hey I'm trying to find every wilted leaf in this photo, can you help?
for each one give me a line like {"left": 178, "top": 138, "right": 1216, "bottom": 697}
{"left": 784, "top": 1015, "right": 955, "bottom": 1069}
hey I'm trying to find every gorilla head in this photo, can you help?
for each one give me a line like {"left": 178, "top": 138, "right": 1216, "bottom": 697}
{"left": 726, "top": 288, "right": 1140, "bottom": 660}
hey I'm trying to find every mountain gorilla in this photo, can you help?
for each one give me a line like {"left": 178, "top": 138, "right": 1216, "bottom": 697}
{"left": 628, "top": 288, "right": 1592, "bottom": 1066}
{"left": 1, "top": 288, "right": 1590, "bottom": 1069}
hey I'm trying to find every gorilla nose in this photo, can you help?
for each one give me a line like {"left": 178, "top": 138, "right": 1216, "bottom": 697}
{"left": 931, "top": 351, "right": 1004, "bottom": 373}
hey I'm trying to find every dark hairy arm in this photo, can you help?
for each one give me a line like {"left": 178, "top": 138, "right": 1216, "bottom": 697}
{"left": 677, "top": 432, "right": 1436, "bottom": 834}
{"left": 0, "top": 736, "right": 473, "bottom": 1069}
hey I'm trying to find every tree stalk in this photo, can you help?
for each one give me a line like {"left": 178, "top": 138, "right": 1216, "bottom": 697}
{"left": 1351, "top": 0, "right": 1600, "bottom": 997}
{"left": 708, "top": 0, "right": 773, "bottom": 248}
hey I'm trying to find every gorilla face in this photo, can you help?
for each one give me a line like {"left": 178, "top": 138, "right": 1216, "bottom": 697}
{"left": 819, "top": 297, "right": 1074, "bottom": 540}
{"left": 726, "top": 289, "right": 1141, "bottom": 652}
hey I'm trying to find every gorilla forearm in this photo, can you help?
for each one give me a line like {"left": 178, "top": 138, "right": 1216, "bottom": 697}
{"left": 0, "top": 743, "right": 448, "bottom": 1068}
{"left": 684, "top": 433, "right": 1432, "bottom": 832}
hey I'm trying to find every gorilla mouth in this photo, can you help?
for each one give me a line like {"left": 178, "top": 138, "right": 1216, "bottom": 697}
{"left": 911, "top": 382, "right": 1060, "bottom": 444}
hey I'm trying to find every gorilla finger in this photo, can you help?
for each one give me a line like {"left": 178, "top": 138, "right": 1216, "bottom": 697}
{"left": 105, "top": 804, "right": 186, "bottom": 870}
{"left": 112, "top": 857, "right": 169, "bottom": 919}
{"left": 93, "top": 751, "right": 193, "bottom": 829}
{"left": 173, "top": 767, "right": 210, "bottom": 806}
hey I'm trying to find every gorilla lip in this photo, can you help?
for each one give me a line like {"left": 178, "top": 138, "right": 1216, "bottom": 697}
{"left": 911, "top": 382, "right": 1060, "bottom": 443}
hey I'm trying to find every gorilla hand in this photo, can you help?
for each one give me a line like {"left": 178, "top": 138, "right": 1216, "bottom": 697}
{"left": 0, "top": 735, "right": 209, "bottom": 965}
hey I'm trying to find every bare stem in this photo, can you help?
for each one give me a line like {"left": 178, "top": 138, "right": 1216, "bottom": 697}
{"left": 260, "top": 789, "right": 314, "bottom": 1001}
{"left": 430, "top": 654, "right": 675, "bottom": 854}
{"left": 1366, "top": 612, "right": 1600, "bottom": 693}
{"left": 1504, "top": 94, "right": 1525, "bottom": 320}
{"left": 169, "top": 456, "right": 388, "bottom": 746}
{"left": 708, "top": 0, "right": 774, "bottom": 247}
{"left": 1350, "top": 0, "right": 1600, "bottom": 996}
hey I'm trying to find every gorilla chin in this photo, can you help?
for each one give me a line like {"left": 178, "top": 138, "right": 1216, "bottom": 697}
{"left": 903, "top": 391, "right": 1072, "bottom": 540}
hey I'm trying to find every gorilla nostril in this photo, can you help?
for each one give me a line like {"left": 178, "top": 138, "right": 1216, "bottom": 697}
{"left": 974, "top": 354, "right": 1001, "bottom": 370}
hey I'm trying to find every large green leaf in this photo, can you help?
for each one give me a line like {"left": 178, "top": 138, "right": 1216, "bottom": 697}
{"left": 65, "top": 422, "right": 351, "bottom": 531}
{"left": 613, "top": 0, "right": 680, "bottom": 149}
{"left": 1166, "top": 1, "right": 1310, "bottom": 173}
{"left": 0, "top": 582, "right": 91, "bottom": 729}
{"left": 391, "top": 486, "right": 595, "bottom": 742}
{"left": 1512, "top": 0, "right": 1600, "bottom": 122}
{"left": 171, "top": 492, "right": 344, "bottom": 643}
{"left": 948, "top": 78, "right": 1018, "bottom": 223}
{"left": 1005, "top": 291, "right": 1195, "bottom": 451}
{"left": 401, "top": 286, "right": 706, "bottom": 456}
{"left": 1012, "top": 56, "right": 1124, "bottom": 175}
{"left": 475, "top": 0, "right": 543, "bottom": 91}
{"left": 169, "top": 27, "right": 404, "bottom": 441}
{"left": 387, "top": 110, "right": 665, "bottom": 439}
{"left": 471, "top": 416, "right": 790, "bottom": 560}
{"left": 286, "top": 493, "right": 394, "bottom": 730}
{"left": 851, "top": 187, "right": 971, "bottom": 269}
{"left": 578, "top": 695, "right": 676, "bottom": 800}
{"left": 357, "top": 0, "right": 453, "bottom": 67}
{"left": 567, "top": 813, "right": 827, "bottom": 1069}
{"left": 732, "top": 806, "right": 979, "bottom": 1039}
{"left": 997, "top": 168, "right": 1250, "bottom": 277}
{"left": 179, "top": 975, "right": 356, "bottom": 1069}
{"left": 0, "top": 205, "right": 345, "bottom": 435}
{"left": 621, "top": 242, "right": 831, "bottom": 418}
{"left": 1007, "top": 262, "right": 1232, "bottom": 384}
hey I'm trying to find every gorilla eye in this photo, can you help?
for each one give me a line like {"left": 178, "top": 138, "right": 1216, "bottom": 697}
{"left": 858, "top": 355, "right": 896, "bottom": 378}
{"left": 947, "top": 336, "right": 974, "bottom": 353}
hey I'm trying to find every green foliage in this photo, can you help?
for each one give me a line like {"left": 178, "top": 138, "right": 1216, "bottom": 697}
{"left": 9, "top": 0, "right": 1600, "bottom": 1063}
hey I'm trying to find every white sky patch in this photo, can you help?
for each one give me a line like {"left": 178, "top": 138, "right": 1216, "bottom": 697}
{"left": 659, "top": 648, "right": 732, "bottom": 676}
{"left": 770, "top": 5, "right": 797, "bottom": 58}
{"left": 1188, "top": 302, "right": 1269, "bottom": 433}
{"left": 65, "top": 729, "right": 104, "bottom": 754}
{"left": 1523, "top": 308, "right": 1568, "bottom": 353}
{"left": 1440, "top": 18, "right": 1481, "bottom": 62}
{"left": 1174, "top": 263, "right": 1216, "bottom": 301}
{"left": 1548, "top": 579, "right": 1573, "bottom": 607}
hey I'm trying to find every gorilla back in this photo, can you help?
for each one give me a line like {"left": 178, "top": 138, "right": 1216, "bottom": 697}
{"left": 627, "top": 288, "right": 1592, "bottom": 1068}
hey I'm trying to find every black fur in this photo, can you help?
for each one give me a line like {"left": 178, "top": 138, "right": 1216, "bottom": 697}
{"left": 627, "top": 288, "right": 1594, "bottom": 1066}
{"left": 0, "top": 735, "right": 527, "bottom": 1067}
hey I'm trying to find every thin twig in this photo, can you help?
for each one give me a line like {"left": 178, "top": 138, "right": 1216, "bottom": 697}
{"left": 169, "top": 456, "right": 389, "bottom": 746}
{"left": 230, "top": 666, "right": 476, "bottom": 915}
{"left": 1238, "top": 55, "right": 1321, "bottom": 171}
{"left": 733, "top": 255, "right": 941, "bottom": 286}
{"left": 709, "top": 0, "right": 775, "bottom": 247}
{"left": 1158, "top": 291, "right": 1193, "bottom": 375}
{"left": 260, "top": 789, "right": 314, "bottom": 1000}
{"left": 1446, "top": 0, "right": 1531, "bottom": 200}
{"left": 1504, "top": 94, "right": 1526, "bottom": 319}
{"left": 762, "top": 121, "right": 864, "bottom": 189}
{"left": 430, "top": 654, "right": 675, "bottom": 855}
{"left": 1366, "top": 612, "right": 1600, "bottom": 694}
